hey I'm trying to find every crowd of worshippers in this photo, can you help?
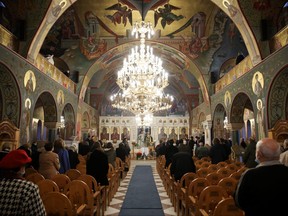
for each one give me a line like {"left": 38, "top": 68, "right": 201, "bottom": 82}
{"left": 0, "top": 135, "right": 131, "bottom": 215}
{"left": 156, "top": 136, "right": 288, "bottom": 216}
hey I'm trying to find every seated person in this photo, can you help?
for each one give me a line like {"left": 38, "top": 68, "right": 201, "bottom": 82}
{"left": 0, "top": 150, "right": 46, "bottom": 215}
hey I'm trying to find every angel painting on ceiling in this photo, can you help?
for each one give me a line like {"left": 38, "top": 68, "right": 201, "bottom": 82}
{"left": 154, "top": 3, "right": 184, "bottom": 28}
{"left": 105, "top": 3, "right": 133, "bottom": 26}
{"left": 104, "top": 0, "right": 184, "bottom": 29}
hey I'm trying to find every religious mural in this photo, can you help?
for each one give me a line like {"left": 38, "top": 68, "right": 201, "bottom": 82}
{"left": 252, "top": 71, "right": 264, "bottom": 97}
{"left": 24, "top": 70, "right": 36, "bottom": 93}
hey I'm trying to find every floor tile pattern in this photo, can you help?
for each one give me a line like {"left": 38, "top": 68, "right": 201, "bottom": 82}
{"left": 105, "top": 160, "right": 176, "bottom": 216}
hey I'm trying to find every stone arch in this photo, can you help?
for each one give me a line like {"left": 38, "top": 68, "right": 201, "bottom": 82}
{"left": 78, "top": 41, "right": 210, "bottom": 105}
{"left": 60, "top": 103, "right": 75, "bottom": 140}
{"left": 267, "top": 66, "right": 288, "bottom": 129}
{"left": 230, "top": 92, "right": 256, "bottom": 141}
{"left": 82, "top": 111, "right": 90, "bottom": 129}
{"left": 198, "top": 112, "right": 206, "bottom": 133}
{"left": 212, "top": 103, "right": 227, "bottom": 139}
{"left": 33, "top": 91, "right": 57, "bottom": 142}
{"left": 210, "top": 0, "right": 261, "bottom": 65}
{"left": 0, "top": 63, "right": 21, "bottom": 127}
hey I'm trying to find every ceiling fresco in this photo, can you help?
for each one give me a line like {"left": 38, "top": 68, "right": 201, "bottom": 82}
{"left": 37, "top": 0, "right": 288, "bottom": 117}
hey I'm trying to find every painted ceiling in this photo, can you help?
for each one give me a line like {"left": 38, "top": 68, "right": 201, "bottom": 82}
{"left": 30, "top": 0, "right": 285, "bottom": 116}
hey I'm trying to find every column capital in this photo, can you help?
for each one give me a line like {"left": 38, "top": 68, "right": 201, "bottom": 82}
{"left": 228, "top": 122, "right": 244, "bottom": 131}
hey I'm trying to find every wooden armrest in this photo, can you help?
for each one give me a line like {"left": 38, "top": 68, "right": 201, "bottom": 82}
{"left": 189, "top": 195, "right": 197, "bottom": 204}
{"left": 199, "top": 208, "right": 209, "bottom": 216}
{"left": 93, "top": 191, "right": 100, "bottom": 199}
{"left": 76, "top": 204, "right": 87, "bottom": 215}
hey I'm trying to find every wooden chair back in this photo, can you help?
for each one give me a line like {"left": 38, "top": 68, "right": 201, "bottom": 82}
{"left": 213, "top": 197, "right": 245, "bottom": 216}
{"left": 229, "top": 171, "right": 242, "bottom": 182}
{"left": 25, "top": 172, "right": 45, "bottom": 184}
{"left": 197, "top": 185, "right": 228, "bottom": 215}
{"left": 200, "top": 161, "right": 211, "bottom": 168}
{"left": 42, "top": 192, "right": 75, "bottom": 216}
{"left": 217, "top": 167, "right": 233, "bottom": 178}
{"left": 180, "top": 172, "right": 198, "bottom": 188}
{"left": 216, "top": 161, "right": 227, "bottom": 169}
{"left": 64, "top": 180, "right": 96, "bottom": 215}
{"left": 207, "top": 164, "right": 218, "bottom": 173}
{"left": 217, "top": 177, "right": 238, "bottom": 197}
{"left": 188, "top": 177, "right": 210, "bottom": 201}
{"left": 186, "top": 177, "right": 210, "bottom": 215}
{"left": 206, "top": 172, "right": 221, "bottom": 185}
{"left": 37, "top": 179, "right": 59, "bottom": 198}
{"left": 196, "top": 167, "right": 210, "bottom": 177}
{"left": 78, "top": 174, "right": 99, "bottom": 193}
{"left": 225, "top": 163, "right": 238, "bottom": 173}
{"left": 65, "top": 169, "right": 82, "bottom": 180}
{"left": 200, "top": 156, "right": 211, "bottom": 162}
{"left": 51, "top": 174, "right": 71, "bottom": 192}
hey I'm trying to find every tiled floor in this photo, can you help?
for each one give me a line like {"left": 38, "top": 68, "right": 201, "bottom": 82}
{"left": 105, "top": 159, "right": 177, "bottom": 216}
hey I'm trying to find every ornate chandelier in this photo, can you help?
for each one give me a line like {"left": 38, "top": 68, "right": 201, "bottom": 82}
{"left": 110, "top": 91, "right": 174, "bottom": 115}
{"left": 111, "top": 20, "right": 173, "bottom": 115}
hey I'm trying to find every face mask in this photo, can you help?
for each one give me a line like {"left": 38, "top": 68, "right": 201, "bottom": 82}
{"left": 173, "top": 143, "right": 176, "bottom": 146}
{"left": 183, "top": 140, "right": 187, "bottom": 145}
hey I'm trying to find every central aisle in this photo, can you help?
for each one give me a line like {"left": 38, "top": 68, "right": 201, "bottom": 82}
{"left": 104, "top": 160, "right": 176, "bottom": 216}
{"left": 119, "top": 165, "right": 164, "bottom": 215}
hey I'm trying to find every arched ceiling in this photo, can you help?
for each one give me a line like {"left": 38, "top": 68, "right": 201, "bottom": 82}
{"left": 3, "top": 0, "right": 285, "bottom": 116}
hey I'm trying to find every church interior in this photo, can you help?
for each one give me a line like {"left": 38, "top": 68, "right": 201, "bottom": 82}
{"left": 0, "top": 0, "right": 288, "bottom": 215}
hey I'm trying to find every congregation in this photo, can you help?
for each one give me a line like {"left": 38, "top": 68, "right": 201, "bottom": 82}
{"left": 1, "top": 134, "right": 288, "bottom": 215}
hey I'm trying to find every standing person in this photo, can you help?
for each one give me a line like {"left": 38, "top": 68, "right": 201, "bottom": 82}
{"left": 234, "top": 138, "right": 288, "bottom": 216}
{"left": 178, "top": 139, "right": 191, "bottom": 153}
{"left": 53, "top": 138, "right": 70, "bottom": 174}
{"left": 38, "top": 142, "right": 60, "bottom": 179}
{"left": 104, "top": 142, "right": 116, "bottom": 167}
{"left": 209, "top": 138, "right": 229, "bottom": 164}
{"left": 86, "top": 142, "right": 109, "bottom": 186}
{"left": 0, "top": 149, "right": 46, "bottom": 215}
{"left": 165, "top": 139, "right": 179, "bottom": 168}
{"left": 170, "top": 151, "right": 196, "bottom": 181}
{"left": 116, "top": 143, "right": 126, "bottom": 163}
{"left": 195, "top": 142, "right": 210, "bottom": 159}
{"left": 68, "top": 144, "right": 80, "bottom": 169}
{"left": 243, "top": 137, "right": 258, "bottom": 168}
{"left": 240, "top": 138, "right": 247, "bottom": 149}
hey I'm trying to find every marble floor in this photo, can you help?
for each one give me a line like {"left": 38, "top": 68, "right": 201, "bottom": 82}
{"left": 104, "top": 159, "right": 177, "bottom": 216}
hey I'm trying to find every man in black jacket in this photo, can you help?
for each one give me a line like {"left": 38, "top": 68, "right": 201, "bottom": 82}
{"left": 234, "top": 138, "right": 288, "bottom": 216}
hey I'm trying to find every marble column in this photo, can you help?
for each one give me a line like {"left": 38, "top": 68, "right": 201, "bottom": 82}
{"left": 202, "top": 120, "right": 213, "bottom": 146}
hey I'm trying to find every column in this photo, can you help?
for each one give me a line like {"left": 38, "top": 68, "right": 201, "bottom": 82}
{"left": 227, "top": 123, "right": 244, "bottom": 145}
{"left": 202, "top": 120, "right": 213, "bottom": 146}
{"left": 44, "top": 121, "right": 59, "bottom": 143}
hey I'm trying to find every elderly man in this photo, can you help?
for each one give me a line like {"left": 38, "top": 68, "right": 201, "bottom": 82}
{"left": 234, "top": 138, "right": 288, "bottom": 216}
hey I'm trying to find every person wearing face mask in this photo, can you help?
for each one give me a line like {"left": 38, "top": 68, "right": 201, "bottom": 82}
{"left": 164, "top": 139, "right": 179, "bottom": 168}
{"left": 178, "top": 139, "right": 191, "bottom": 153}
{"left": 0, "top": 149, "right": 46, "bottom": 215}
{"left": 234, "top": 138, "right": 288, "bottom": 216}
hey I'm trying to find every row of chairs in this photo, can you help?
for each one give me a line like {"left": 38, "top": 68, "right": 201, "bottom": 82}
{"left": 156, "top": 155, "right": 245, "bottom": 216}
{"left": 25, "top": 156, "right": 130, "bottom": 216}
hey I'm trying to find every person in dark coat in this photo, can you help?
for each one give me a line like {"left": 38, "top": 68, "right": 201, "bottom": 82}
{"left": 164, "top": 139, "right": 179, "bottom": 168}
{"left": 243, "top": 137, "right": 258, "bottom": 168}
{"left": 86, "top": 142, "right": 109, "bottom": 186}
{"left": 67, "top": 144, "right": 80, "bottom": 169}
{"left": 234, "top": 138, "right": 288, "bottom": 216}
{"left": 170, "top": 151, "right": 196, "bottom": 181}
{"left": 209, "top": 138, "right": 229, "bottom": 164}
{"left": 116, "top": 143, "right": 126, "bottom": 162}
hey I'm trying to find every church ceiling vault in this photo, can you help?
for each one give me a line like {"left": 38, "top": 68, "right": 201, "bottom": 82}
{"left": 1, "top": 0, "right": 282, "bottom": 116}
